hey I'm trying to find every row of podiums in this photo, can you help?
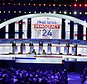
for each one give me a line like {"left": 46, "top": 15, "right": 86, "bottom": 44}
{"left": 12, "top": 42, "right": 77, "bottom": 55}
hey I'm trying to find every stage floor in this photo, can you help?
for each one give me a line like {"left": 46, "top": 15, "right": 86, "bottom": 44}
{"left": 0, "top": 54, "right": 87, "bottom": 64}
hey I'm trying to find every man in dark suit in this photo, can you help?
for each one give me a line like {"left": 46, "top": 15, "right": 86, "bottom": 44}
{"left": 12, "top": 41, "right": 16, "bottom": 54}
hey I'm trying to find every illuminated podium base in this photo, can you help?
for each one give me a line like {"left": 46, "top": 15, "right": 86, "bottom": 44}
{"left": 0, "top": 53, "right": 87, "bottom": 64}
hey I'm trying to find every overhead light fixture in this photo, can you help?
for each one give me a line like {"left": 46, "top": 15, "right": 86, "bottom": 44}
{"left": 85, "top": 4, "right": 87, "bottom": 7}
{"left": 64, "top": 11, "right": 67, "bottom": 14}
{"left": 34, "top": 11, "right": 36, "bottom": 13}
{"left": 59, "top": 11, "right": 61, "bottom": 13}
{"left": 39, "top": 4, "right": 41, "bottom": 6}
{"left": 19, "top": 11, "right": 21, "bottom": 13}
{"left": 8, "top": 11, "right": 11, "bottom": 13}
{"left": 0, "top": 11, "right": 1, "bottom": 13}
{"left": 59, "top": 4, "right": 61, "bottom": 6}
{"left": 44, "top": 4, "right": 46, "bottom": 6}
{"left": 64, "top": 5, "right": 66, "bottom": 7}
{"left": 53, "top": 4, "right": 55, "bottom": 6}
{"left": 74, "top": 4, "right": 77, "bottom": 7}
{"left": 49, "top": 11, "right": 51, "bottom": 13}
{"left": 74, "top": 11, "right": 77, "bottom": 14}
{"left": 34, "top": 4, "right": 35, "bottom": 6}
{"left": 53, "top": 11, "right": 56, "bottom": 14}
{"left": 69, "top": 12, "right": 71, "bottom": 14}
{"left": 85, "top": 12, "right": 87, "bottom": 14}
{"left": 24, "top": 11, "right": 26, "bottom": 14}
{"left": 29, "top": 11, "right": 31, "bottom": 13}
{"left": 79, "top": 4, "right": 82, "bottom": 7}
{"left": 79, "top": 12, "right": 82, "bottom": 14}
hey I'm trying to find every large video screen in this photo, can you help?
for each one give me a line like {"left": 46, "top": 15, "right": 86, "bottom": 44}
{"left": 31, "top": 17, "right": 62, "bottom": 39}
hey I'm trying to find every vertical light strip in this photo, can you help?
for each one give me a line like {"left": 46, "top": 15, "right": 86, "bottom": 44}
{"left": 5, "top": 25, "right": 9, "bottom": 39}
{"left": 83, "top": 26, "right": 86, "bottom": 40}
{"left": 15, "top": 22, "right": 19, "bottom": 39}
{"left": 65, "top": 20, "right": 70, "bottom": 39}
{"left": 74, "top": 24, "right": 78, "bottom": 40}
{"left": 22, "top": 19, "right": 28, "bottom": 39}
{"left": 58, "top": 19, "right": 62, "bottom": 39}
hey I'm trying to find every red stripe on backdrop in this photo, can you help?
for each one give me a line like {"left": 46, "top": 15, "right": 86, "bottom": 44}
{"left": 83, "top": 34, "right": 86, "bottom": 36}
{"left": 74, "top": 34, "right": 78, "bottom": 36}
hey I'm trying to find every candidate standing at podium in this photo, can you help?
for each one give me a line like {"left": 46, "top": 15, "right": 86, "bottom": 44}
{"left": 20, "top": 42, "right": 25, "bottom": 54}
{"left": 47, "top": 42, "right": 52, "bottom": 54}
{"left": 38, "top": 41, "right": 43, "bottom": 54}
{"left": 29, "top": 42, "right": 34, "bottom": 54}
{"left": 56, "top": 41, "right": 60, "bottom": 54}
{"left": 12, "top": 41, "right": 16, "bottom": 54}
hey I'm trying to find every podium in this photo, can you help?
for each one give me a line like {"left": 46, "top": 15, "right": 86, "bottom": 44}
{"left": 72, "top": 43, "right": 77, "bottom": 55}
{"left": 12, "top": 41, "right": 17, "bottom": 54}
{"left": 29, "top": 42, "right": 34, "bottom": 54}
{"left": 64, "top": 43, "right": 70, "bottom": 55}
{"left": 38, "top": 42, "right": 43, "bottom": 54}
{"left": 47, "top": 42, "right": 52, "bottom": 54}
{"left": 20, "top": 42, "right": 26, "bottom": 54}
{"left": 56, "top": 42, "right": 60, "bottom": 54}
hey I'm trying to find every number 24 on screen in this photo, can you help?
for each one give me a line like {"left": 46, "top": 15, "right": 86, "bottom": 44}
{"left": 42, "top": 29, "right": 52, "bottom": 36}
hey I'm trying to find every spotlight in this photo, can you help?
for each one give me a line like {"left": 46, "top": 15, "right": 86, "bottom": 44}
{"left": 85, "top": 12, "right": 87, "bottom": 14}
{"left": 34, "top": 11, "right": 36, "bottom": 13}
{"left": 53, "top": 11, "right": 56, "bottom": 14}
{"left": 79, "top": 12, "right": 82, "bottom": 14}
{"left": 59, "top": 4, "right": 61, "bottom": 6}
{"left": 59, "top": 11, "right": 61, "bottom": 13}
{"left": 39, "top": 4, "right": 41, "bottom": 6}
{"left": 34, "top": 4, "right": 35, "bottom": 6}
{"left": 49, "top": 11, "right": 51, "bottom": 13}
{"left": 19, "top": 11, "right": 21, "bottom": 13}
{"left": 64, "top": 11, "right": 67, "bottom": 14}
{"left": 40, "top": 11, "right": 41, "bottom": 13}
{"left": 3, "top": 11, "right": 5, "bottom": 13}
{"left": 64, "top": 5, "right": 66, "bottom": 7}
{"left": 79, "top": 4, "right": 82, "bottom": 7}
{"left": 85, "top": 4, "right": 87, "bottom": 7}
{"left": 14, "top": 11, "right": 16, "bottom": 13}
{"left": 23, "top": 4, "right": 25, "bottom": 6}
{"left": 18, "top": 3, "right": 21, "bottom": 6}
{"left": 69, "top": 12, "right": 71, "bottom": 14}
{"left": 74, "top": 4, "right": 77, "bottom": 7}
{"left": 49, "top": 4, "right": 51, "bottom": 6}
{"left": 53, "top": 4, "right": 55, "bottom": 6}
{"left": 8, "top": 11, "right": 11, "bottom": 13}
{"left": 28, "top": 3, "right": 30, "bottom": 5}
{"left": 24, "top": 12, "right": 26, "bottom": 14}
{"left": 74, "top": 11, "right": 77, "bottom": 14}
{"left": 29, "top": 11, "right": 31, "bottom": 13}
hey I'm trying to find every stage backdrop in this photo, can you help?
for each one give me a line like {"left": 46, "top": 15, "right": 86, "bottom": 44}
{"left": 31, "top": 17, "right": 62, "bottom": 39}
